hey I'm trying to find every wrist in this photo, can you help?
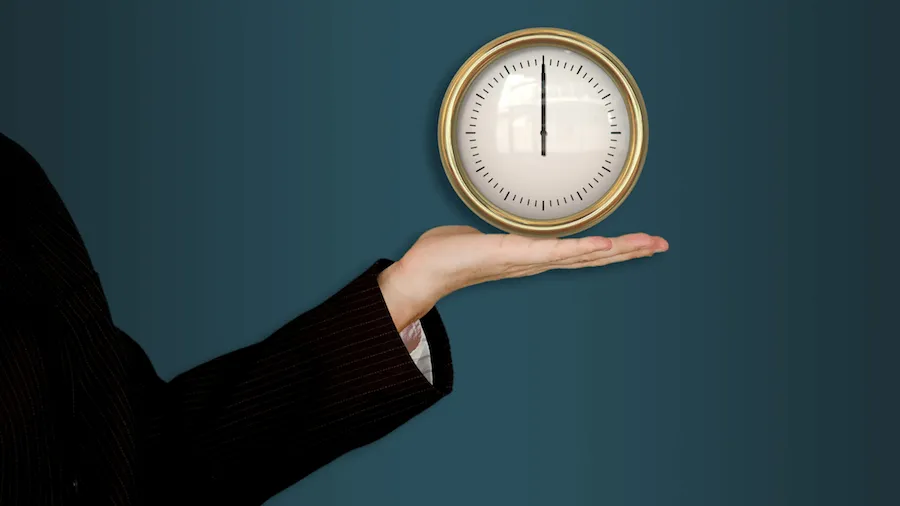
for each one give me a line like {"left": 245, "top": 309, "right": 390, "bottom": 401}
{"left": 377, "top": 260, "right": 436, "bottom": 332}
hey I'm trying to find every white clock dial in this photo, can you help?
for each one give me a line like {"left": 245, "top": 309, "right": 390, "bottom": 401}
{"left": 455, "top": 45, "right": 632, "bottom": 220}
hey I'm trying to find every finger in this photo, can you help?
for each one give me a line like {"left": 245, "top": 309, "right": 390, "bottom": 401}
{"left": 490, "top": 232, "right": 663, "bottom": 275}
{"left": 498, "top": 234, "right": 613, "bottom": 265}
{"left": 556, "top": 246, "right": 658, "bottom": 269}
{"left": 531, "top": 233, "right": 664, "bottom": 270}
{"left": 511, "top": 232, "right": 666, "bottom": 272}
{"left": 474, "top": 233, "right": 664, "bottom": 281}
{"left": 510, "top": 246, "right": 659, "bottom": 278}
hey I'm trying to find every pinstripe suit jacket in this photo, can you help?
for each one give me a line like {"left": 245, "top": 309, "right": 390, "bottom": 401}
{"left": 0, "top": 132, "right": 454, "bottom": 505}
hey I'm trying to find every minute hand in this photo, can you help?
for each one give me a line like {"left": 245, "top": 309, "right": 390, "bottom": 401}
{"left": 541, "top": 57, "right": 547, "bottom": 157}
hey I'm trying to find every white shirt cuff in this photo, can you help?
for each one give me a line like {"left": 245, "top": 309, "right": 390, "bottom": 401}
{"left": 399, "top": 319, "right": 433, "bottom": 384}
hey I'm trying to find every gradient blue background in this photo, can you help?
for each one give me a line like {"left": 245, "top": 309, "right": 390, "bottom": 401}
{"left": 1, "top": 1, "right": 897, "bottom": 505}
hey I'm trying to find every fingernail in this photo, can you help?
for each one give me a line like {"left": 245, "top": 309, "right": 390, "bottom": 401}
{"left": 655, "top": 238, "right": 669, "bottom": 252}
{"left": 598, "top": 237, "right": 613, "bottom": 250}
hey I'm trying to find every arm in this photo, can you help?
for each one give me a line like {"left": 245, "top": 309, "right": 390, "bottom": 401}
{"left": 146, "top": 259, "right": 452, "bottom": 505}
{"left": 146, "top": 227, "right": 666, "bottom": 504}
{"left": 0, "top": 132, "right": 665, "bottom": 503}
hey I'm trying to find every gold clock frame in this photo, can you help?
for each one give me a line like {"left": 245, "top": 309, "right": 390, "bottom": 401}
{"left": 437, "top": 27, "right": 649, "bottom": 237}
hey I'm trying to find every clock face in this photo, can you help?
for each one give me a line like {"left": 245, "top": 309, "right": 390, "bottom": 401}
{"left": 454, "top": 45, "right": 633, "bottom": 221}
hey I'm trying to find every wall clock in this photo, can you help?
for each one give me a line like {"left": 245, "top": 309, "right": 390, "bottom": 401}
{"left": 438, "top": 27, "right": 648, "bottom": 237}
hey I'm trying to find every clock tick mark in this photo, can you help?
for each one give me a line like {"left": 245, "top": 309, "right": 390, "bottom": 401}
{"left": 465, "top": 131, "right": 476, "bottom": 134}
{"left": 527, "top": 199, "right": 530, "bottom": 206}
{"left": 605, "top": 102, "right": 612, "bottom": 107}
{"left": 504, "top": 191, "right": 510, "bottom": 201}
{"left": 611, "top": 131, "right": 621, "bottom": 135}
{"left": 488, "top": 178, "right": 493, "bottom": 183}
{"left": 571, "top": 194, "right": 575, "bottom": 201}
{"left": 602, "top": 94, "right": 611, "bottom": 99}
{"left": 563, "top": 62, "right": 567, "bottom": 69}
{"left": 475, "top": 160, "right": 482, "bottom": 164}
{"left": 494, "top": 182, "right": 498, "bottom": 188}
{"left": 475, "top": 102, "right": 482, "bottom": 106}
{"left": 593, "top": 83, "right": 599, "bottom": 88}
{"left": 484, "top": 89, "right": 490, "bottom": 94}
{"left": 597, "top": 171, "right": 605, "bottom": 177}
{"left": 583, "top": 187, "right": 587, "bottom": 193}
{"left": 607, "top": 153, "right": 614, "bottom": 157}
{"left": 590, "top": 181, "right": 596, "bottom": 187}
{"left": 520, "top": 197, "right": 523, "bottom": 204}
{"left": 589, "top": 77, "right": 594, "bottom": 83}
{"left": 564, "top": 197, "right": 567, "bottom": 204}
{"left": 597, "top": 88, "right": 604, "bottom": 94}
{"left": 475, "top": 93, "right": 485, "bottom": 100}
{"left": 542, "top": 201, "right": 545, "bottom": 211}
{"left": 577, "top": 192, "right": 583, "bottom": 201}
{"left": 473, "top": 109, "right": 480, "bottom": 113}
{"left": 602, "top": 167, "right": 611, "bottom": 172}
{"left": 504, "top": 65, "right": 510, "bottom": 74}
{"left": 476, "top": 167, "right": 484, "bottom": 172}
{"left": 519, "top": 62, "right": 523, "bottom": 69}
{"left": 577, "top": 65, "right": 583, "bottom": 74}
{"left": 494, "top": 77, "right": 499, "bottom": 83}
{"left": 557, "top": 199, "right": 560, "bottom": 206}
{"left": 488, "top": 82, "right": 493, "bottom": 88}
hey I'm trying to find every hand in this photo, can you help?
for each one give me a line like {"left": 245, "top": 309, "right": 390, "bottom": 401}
{"left": 377, "top": 226, "right": 668, "bottom": 332}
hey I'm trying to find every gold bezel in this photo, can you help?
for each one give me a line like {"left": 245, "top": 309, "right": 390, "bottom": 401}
{"left": 437, "top": 27, "right": 649, "bottom": 237}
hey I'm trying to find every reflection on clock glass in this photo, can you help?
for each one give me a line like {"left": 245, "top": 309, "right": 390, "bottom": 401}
{"left": 456, "top": 45, "right": 632, "bottom": 220}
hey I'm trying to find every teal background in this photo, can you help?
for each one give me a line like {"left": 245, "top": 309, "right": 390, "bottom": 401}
{"left": 1, "top": 1, "right": 897, "bottom": 505}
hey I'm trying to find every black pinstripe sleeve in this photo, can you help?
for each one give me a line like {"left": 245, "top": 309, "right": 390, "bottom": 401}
{"left": 0, "top": 131, "right": 454, "bottom": 505}
{"left": 145, "top": 259, "right": 454, "bottom": 504}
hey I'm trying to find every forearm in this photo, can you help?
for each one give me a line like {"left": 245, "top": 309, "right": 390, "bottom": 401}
{"left": 377, "top": 260, "right": 436, "bottom": 336}
{"left": 146, "top": 259, "right": 453, "bottom": 504}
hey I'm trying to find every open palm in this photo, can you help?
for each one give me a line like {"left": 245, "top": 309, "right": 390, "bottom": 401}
{"left": 378, "top": 226, "right": 668, "bottom": 331}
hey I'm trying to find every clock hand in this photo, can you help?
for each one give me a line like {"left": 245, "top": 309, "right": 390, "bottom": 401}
{"left": 541, "top": 55, "right": 547, "bottom": 157}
